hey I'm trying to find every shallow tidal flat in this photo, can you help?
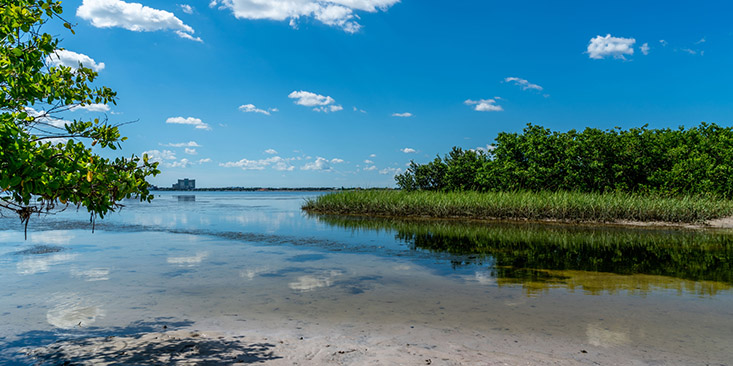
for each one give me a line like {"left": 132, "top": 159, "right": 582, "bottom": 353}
{"left": 1, "top": 192, "right": 732, "bottom": 365}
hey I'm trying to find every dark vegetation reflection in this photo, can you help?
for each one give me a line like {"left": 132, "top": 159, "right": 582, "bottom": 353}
{"left": 315, "top": 215, "right": 733, "bottom": 295}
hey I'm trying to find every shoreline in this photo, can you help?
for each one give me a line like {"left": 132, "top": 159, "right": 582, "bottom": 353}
{"left": 306, "top": 209, "right": 733, "bottom": 230}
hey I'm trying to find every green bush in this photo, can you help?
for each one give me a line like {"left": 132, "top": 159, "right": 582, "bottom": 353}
{"left": 395, "top": 123, "right": 733, "bottom": 198}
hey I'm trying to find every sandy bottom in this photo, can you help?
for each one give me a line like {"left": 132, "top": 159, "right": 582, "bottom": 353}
{"left": 23, "top": 330, "right": 617, "bottom": 366}
{"left": 21, "top": 316, "right": 696, "bottom": 366}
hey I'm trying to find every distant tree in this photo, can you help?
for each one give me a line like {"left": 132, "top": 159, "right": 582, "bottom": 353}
{"left": 0, "top": 0, "right": 159, "bottom": 234}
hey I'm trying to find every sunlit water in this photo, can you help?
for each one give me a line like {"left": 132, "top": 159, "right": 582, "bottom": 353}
{"left": 1, "top": 191, "right": 732, "bottom": 364}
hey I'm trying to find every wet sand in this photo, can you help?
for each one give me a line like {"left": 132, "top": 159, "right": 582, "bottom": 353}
{"left": 22, "top": 321, "right": 694, "bottom": 366}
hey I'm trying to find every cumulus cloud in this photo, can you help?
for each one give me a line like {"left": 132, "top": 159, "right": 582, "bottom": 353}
{"left": 392, "top": 112, "right": 413, "bottom": 117}
{"left": 239, "top": 103, "right": 273, "bottom": 115}
{"left": 587, "top": 34, "right": 635, "bottom": 60}
{"left": 288, "top": 90, "right": 342, "bottom": 112}
{"left": 209, "top": 0, "right": 398, "bottom": 33}
{"left": 330, "top": 158, "right": 344, "bottom": 164}
{"left": 640, "top": 43, "right": 650, "bottom": 55}
{"left": 400, "top": 147, "right": 416, "bottom": 154}
{"left": 504, "top": 77, "right": 543, "bottom": 91}
{"left": 166, "top": 116, "right": 211, "bottom": 130}
{"left": 369, "top": 153, "right": 376, "bottom": 158}
{"left": 221, "top": 156, "right": 294, "bottom": 171}
{"left": 264, "top": 148, "right": 278, "bottom": 155}
{"left": 169, "top": 158, "right": 192, "bottom": 168}
{"left": 46, "top": 50, "right": 105, "bottom": 71}
{"left": 289, "top": 90, "right": 334, "bottom": 106}
{"left": 77, "top": 0, "right": 202, "bottom": 42}
{"left": 71, "top": 103, "right": 111, "bottom": 112}
{"left": 184, "top": 148, "right": 197, "bottom": 155}
{"left": 379, "top": 167, "right": 402, "bottom": 175}
{"left": 179, "top": 4, "right": 193, "bottom": 14}
{"left": 364, "top": 159, "right": 374, "bottom": 164}
{"left": 142, "top": 149, "right": 177, "bottom": 163}
{"left": 464, "top": 99, "right": 503, "bottom": 112}
{"left": 143, "top": 149, "right": 209, "bottom": 168}
{"left": 364, "top": 165, "right": 377, "bottom": 171}
{"left": 472, "top": 144, "right": 496, "bottom": 153}
{"left": 301, "top": 157, "right": 331, "bottom": 171}
{"left": 161, "top": 141, "right": 200, "bottom": 147}
{"left": 24, "top": 107, "right": 71, "bottom": 130}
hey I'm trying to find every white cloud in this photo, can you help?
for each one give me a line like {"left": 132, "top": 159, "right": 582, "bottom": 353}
{"left": 24, "top": 107, "right": 71, "bottom": 130}
{"left": 142, "top": 149, "right": 177, "bottom": 163}
{"left": 77, "top": 0, "right": 202, "bottom": 42}
{"left": 179, "top": 4, "right": 193, "bottom": 14}
{"left": 682, "top": 48, "right": 700, "bottom": 55}
{"left": 640, "top": 43, "right": 650, "bottom": 55}
{"left": 392, "top": 112, "right": 413, "bottom": 117}
{"left": 504, "top": 77, "right": 543, "bottom": 91}
{"left": 379, "top": 167, "right": 402, "bottom": 175}
{"left": 301, "top": 157, "right": 331, "bottom": 171}
{"left": 696, "top": 37, "right": 706, "bottom": 44}
{"left": 400, "top": 147, "right": 416, "bottom": 154}
{"left": 289, "top": 90, "right": 334, "bottom": 106}
{"left": 143, "top": 149, "right": 208, "bottom": 168}
{"left": 239, "top": 103, "right": 273, "bottom": 115}
{"left": 659, "top": 39, "right": 668, "bottom": 47}
{"left": 289, "top": 90, "right": 342, "bottom": 112}
{"left": 353, "top": 106, "right": 367, "bottom": 113}
{"left": 464, "top": 99, "right": 503, "bottom": 112}
{"left": 472, "top": 144, "right": 496, "bottom": 153}
{"left": 264, "top": 148, "right": 278, "bottom": 155}
{"left": 161, "top": 141, "right": 200, "bottom": 147}
{"left": 587, "top": 34, "right": 635, "bottom": 60}
{"left": 184, "top": 148, "right": 197, "bottom": 155}
{"left": 169, "top": 158, "right": 192, "bottom": 168}
{"left": 70, "top": 103, "right": 110, "bottom": 112}
{"left": 364, "top": 159, "right": 374, "bottom": 164}
{"left": 330, "top": 158, "right": 344, "bottom": 164}
{"left": 369, "top": 153, "right": 376, "bottom": 158}
{"left": 221, "top": 156, "right": 294, "bottom": 171}
{"left": 209, "top": 0, "right": 399, "bottom": 33}
{"left": 364, "top": 165, "right": 377, "bottom": 171}
{"left": 313, "top": 104, "right": 343, "bottom": 113}
{"left": 166, "top": 116, "right": 211, "bottom": 130}
{"left": 46, "top": 50, "right": 105, "bottom": 72}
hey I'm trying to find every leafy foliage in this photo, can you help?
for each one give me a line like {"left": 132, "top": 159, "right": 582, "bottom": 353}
{"left": 0, "top": 0, "right": 159, "bottom": 233}
{"left": 395, "top": 123, "right": 733, "bottom": 198}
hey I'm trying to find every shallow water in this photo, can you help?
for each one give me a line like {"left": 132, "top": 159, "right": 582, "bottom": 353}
{"left": 1, "top": 191, "right": 732, "bottom": 364}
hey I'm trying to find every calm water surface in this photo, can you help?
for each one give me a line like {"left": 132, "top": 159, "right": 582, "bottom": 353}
{"left": 1, "top": 191, "right": 732, "bottom": 364}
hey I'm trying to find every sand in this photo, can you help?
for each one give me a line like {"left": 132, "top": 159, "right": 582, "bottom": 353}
{"left": 21, "top": 317, "right": 690, "bottom": 366}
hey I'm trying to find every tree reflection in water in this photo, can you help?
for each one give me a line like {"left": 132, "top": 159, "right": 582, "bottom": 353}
{"left": 314, "top": 215, "right": 733, "bottom": 296}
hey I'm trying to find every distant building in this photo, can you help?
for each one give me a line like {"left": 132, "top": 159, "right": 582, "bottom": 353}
{"left": 172, "top": 178, "right": 195, "bottom": 190}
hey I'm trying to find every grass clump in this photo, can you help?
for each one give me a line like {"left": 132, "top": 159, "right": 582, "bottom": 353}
{"left": 302, "top": 190, "right": 733, "bottom": 224}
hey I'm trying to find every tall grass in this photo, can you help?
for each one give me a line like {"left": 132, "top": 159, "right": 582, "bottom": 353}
{"left": 302, "top": 190, "right": 733, "bottom": 224}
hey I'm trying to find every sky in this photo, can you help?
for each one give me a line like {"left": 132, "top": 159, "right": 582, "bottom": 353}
{"left": 42, "top": 0, "right": 733, "bottom": 188}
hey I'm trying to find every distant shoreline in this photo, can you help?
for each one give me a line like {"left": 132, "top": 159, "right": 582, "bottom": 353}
{"left": 151, "top": 187, "right": 395, "bottom": 192}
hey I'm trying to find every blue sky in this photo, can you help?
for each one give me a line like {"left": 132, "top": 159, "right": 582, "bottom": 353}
{"left": 45, "top": 0, "right": 733, "bottom": 188}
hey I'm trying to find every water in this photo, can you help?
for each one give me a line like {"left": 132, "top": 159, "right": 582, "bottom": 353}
{"left": 1, "top": 191, "right": 732, "bottom": 364}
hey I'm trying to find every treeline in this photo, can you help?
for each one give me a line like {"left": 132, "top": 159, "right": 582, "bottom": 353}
{"left": 395, "top": 123, "right": 733, "bottom": 198}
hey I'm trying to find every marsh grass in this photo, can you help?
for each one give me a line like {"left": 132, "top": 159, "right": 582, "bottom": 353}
{"left": 302, "top": 190, "right": 733, "bottom": 224}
